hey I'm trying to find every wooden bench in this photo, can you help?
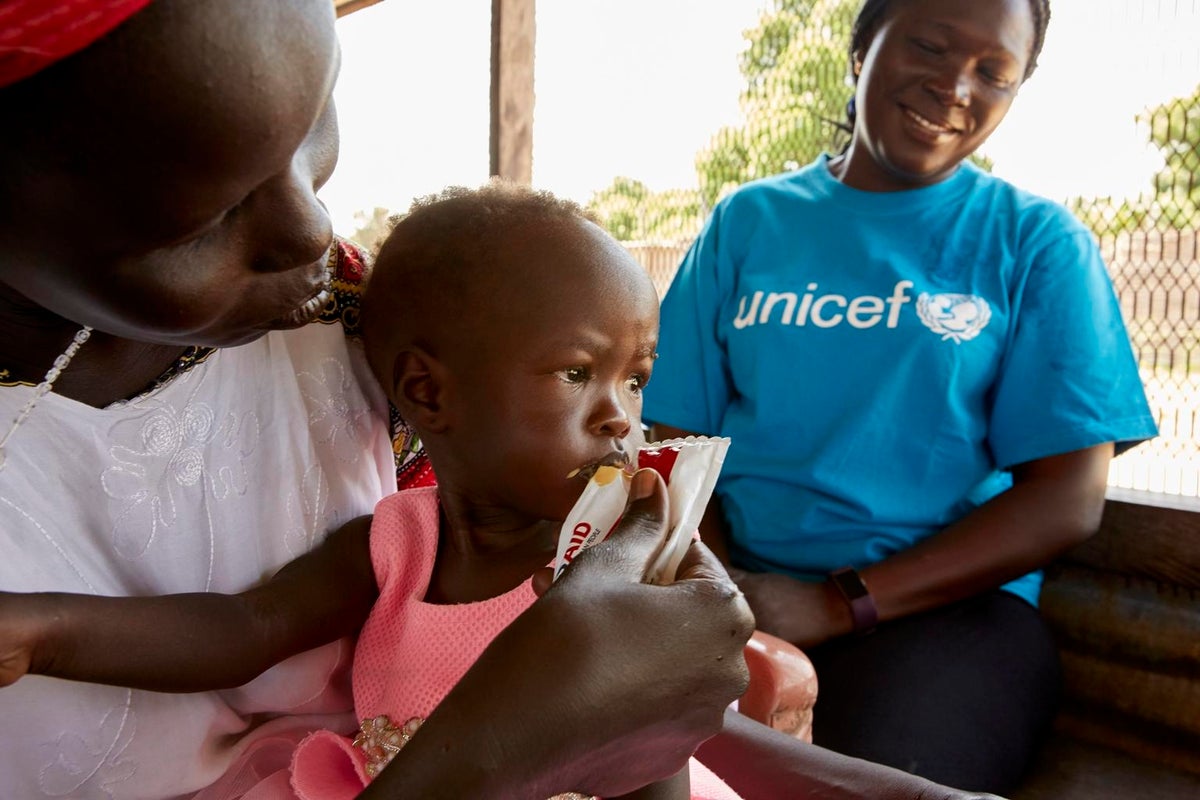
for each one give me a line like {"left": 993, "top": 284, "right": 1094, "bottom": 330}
{"left": 1013, "top": 496, "right": 1200, "bottom": 799}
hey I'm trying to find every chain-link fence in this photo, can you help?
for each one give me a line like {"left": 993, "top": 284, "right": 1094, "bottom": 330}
{"left": 595, "top": 0, "right": 1200, "bottom": 500}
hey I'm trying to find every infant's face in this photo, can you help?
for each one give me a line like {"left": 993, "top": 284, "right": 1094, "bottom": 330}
{"left": 447, "top": 218, "right": 660, "bottom": 522}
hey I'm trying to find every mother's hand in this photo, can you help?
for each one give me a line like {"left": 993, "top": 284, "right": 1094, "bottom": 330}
{"left": 730, "top": 569, "right": 852, "bottom": 650}
{"left": 366, "top": 469, "right": 754, "bottom": 799}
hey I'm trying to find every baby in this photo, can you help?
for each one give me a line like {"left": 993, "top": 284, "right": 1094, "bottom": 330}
{"left": 0, "top": 183, "right": 740, "bottom": 800}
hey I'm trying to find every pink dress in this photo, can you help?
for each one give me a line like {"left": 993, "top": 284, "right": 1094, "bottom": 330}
{"left": 287, "top": 487, "right": 741, "bottom": 800}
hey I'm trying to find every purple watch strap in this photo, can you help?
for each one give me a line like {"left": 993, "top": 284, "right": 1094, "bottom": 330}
{"left": 828, "top": 567, "right": 879, "bottom": 633}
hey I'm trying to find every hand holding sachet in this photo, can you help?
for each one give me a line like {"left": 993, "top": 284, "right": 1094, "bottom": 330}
{"left": 553, "top": 436, "right": 730, "bottom": 584}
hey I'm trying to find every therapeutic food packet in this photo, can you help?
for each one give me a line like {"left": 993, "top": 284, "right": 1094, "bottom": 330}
{"left": 552, "top": 435, "right": 731, "bottom": 584}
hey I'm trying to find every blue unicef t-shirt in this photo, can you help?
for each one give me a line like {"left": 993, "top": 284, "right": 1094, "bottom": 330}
{"left": 643, "top": 155, "right": 1158, "bottom": 606}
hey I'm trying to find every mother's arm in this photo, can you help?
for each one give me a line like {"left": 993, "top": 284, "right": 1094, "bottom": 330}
{"left": 700, "top": 710, "right": 1005, "bottom": 800}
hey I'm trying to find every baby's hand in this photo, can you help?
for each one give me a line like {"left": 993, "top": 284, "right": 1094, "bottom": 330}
{"left": 0, "top": 592, "right": 44, "bottom": 687}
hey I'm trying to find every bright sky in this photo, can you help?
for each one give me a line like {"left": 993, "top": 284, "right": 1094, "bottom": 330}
{"left": 321, "top": 0, "right": 1200, "bottom": 236}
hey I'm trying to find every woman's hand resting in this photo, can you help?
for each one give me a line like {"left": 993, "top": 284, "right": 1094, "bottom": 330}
{"left": 729, "top": 569, "right": 853, "bottom": 650}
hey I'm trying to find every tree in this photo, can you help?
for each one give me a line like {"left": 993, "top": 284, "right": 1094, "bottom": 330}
{"left": 695, "top": 0, "right": 858, "bottom": 208}
{"left": 590, "top": 0, "right": 856, "bottom": 240}
{"left": 1144, "top": 83, "right": 1200, "bottom": 223}
{"left": 587, "top": 177, "right": 649, "bottom": 242}
{"left": 1069, "top": 84, "right": 1200, "bottom": 235}
{"left": 586, "top": 177, "right": 705, "bottom": 243}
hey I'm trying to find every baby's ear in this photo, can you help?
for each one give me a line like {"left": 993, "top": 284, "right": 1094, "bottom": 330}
{"left": 391, "top": 346, "right": 450, "bottom": 434}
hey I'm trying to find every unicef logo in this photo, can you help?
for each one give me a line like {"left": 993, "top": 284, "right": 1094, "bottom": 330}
{"left": 728, "top": 282, "right": 992, "bottom": 344}
{"left": 916, "top": 293, "right": 991, "bottom": 344}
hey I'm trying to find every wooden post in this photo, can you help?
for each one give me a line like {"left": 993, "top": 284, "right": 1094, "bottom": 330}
{"left": 490, "top": 0, "right": 535, "bottom": 184}
{"left": 334, "top": 0, "right": 383, "bottom": 18}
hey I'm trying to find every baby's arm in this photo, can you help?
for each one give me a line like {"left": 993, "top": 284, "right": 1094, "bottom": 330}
{"left": 0, "top": 514, "right": 376, "bottom": 692}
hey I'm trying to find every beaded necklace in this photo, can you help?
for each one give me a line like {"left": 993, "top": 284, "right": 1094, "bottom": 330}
{"left": 0, "top": 325, "right": 93, "bottom": 472}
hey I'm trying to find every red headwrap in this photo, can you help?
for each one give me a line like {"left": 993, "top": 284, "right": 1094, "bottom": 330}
{"left": 0, "top": 0, "right": 154, "bottom": 88}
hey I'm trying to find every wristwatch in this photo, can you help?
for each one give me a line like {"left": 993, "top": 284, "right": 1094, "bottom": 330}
{"left": 828, "top": 567, "right": 878, "bottom": 633}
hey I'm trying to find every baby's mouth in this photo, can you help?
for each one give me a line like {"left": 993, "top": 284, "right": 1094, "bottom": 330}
{"left": 567, "top": 451, "right": 632, "bottom": 480}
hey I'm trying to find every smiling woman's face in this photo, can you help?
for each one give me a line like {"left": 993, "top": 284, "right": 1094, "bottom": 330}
{"left": 839, "top": 0, "right": 1035, "bottom": 192}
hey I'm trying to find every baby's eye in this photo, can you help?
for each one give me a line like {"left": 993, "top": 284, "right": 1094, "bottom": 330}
{"left": 625, "top": 373, "right": 650, "bottom": 394}
{"left": 558, "top": 366, "right": 590, "bottom": 384}
{"left": 911, "top": 38, "right": 943, "bottom": 55}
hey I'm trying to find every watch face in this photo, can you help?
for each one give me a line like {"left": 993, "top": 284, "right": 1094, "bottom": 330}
{"left": 832, "top": 568, "right": 869, "bottom": 600}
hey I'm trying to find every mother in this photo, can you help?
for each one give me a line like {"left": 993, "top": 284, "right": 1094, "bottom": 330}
{"left": 0, "top": 2, "right": 758, "bottom": 797}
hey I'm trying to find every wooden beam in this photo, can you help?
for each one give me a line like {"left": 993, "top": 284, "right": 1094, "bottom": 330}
{"left": 334, "top": 0, "right": 383, "bottom": 18}
{"left": 490, "top": 0, "right": 535, "bottom": 183}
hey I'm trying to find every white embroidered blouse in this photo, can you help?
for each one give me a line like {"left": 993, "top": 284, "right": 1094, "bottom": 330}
{"left": 0, "top": 318, "right": 396, "bottom": 799}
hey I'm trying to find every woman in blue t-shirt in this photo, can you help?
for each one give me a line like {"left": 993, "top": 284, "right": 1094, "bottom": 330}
{"left": 646, "top": 0, "right": 1157, "bottom": 793}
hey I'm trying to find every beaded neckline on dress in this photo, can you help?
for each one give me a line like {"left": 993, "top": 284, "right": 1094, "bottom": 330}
{"left": 0, "top": 325, "right": 92, "bottom": 471}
